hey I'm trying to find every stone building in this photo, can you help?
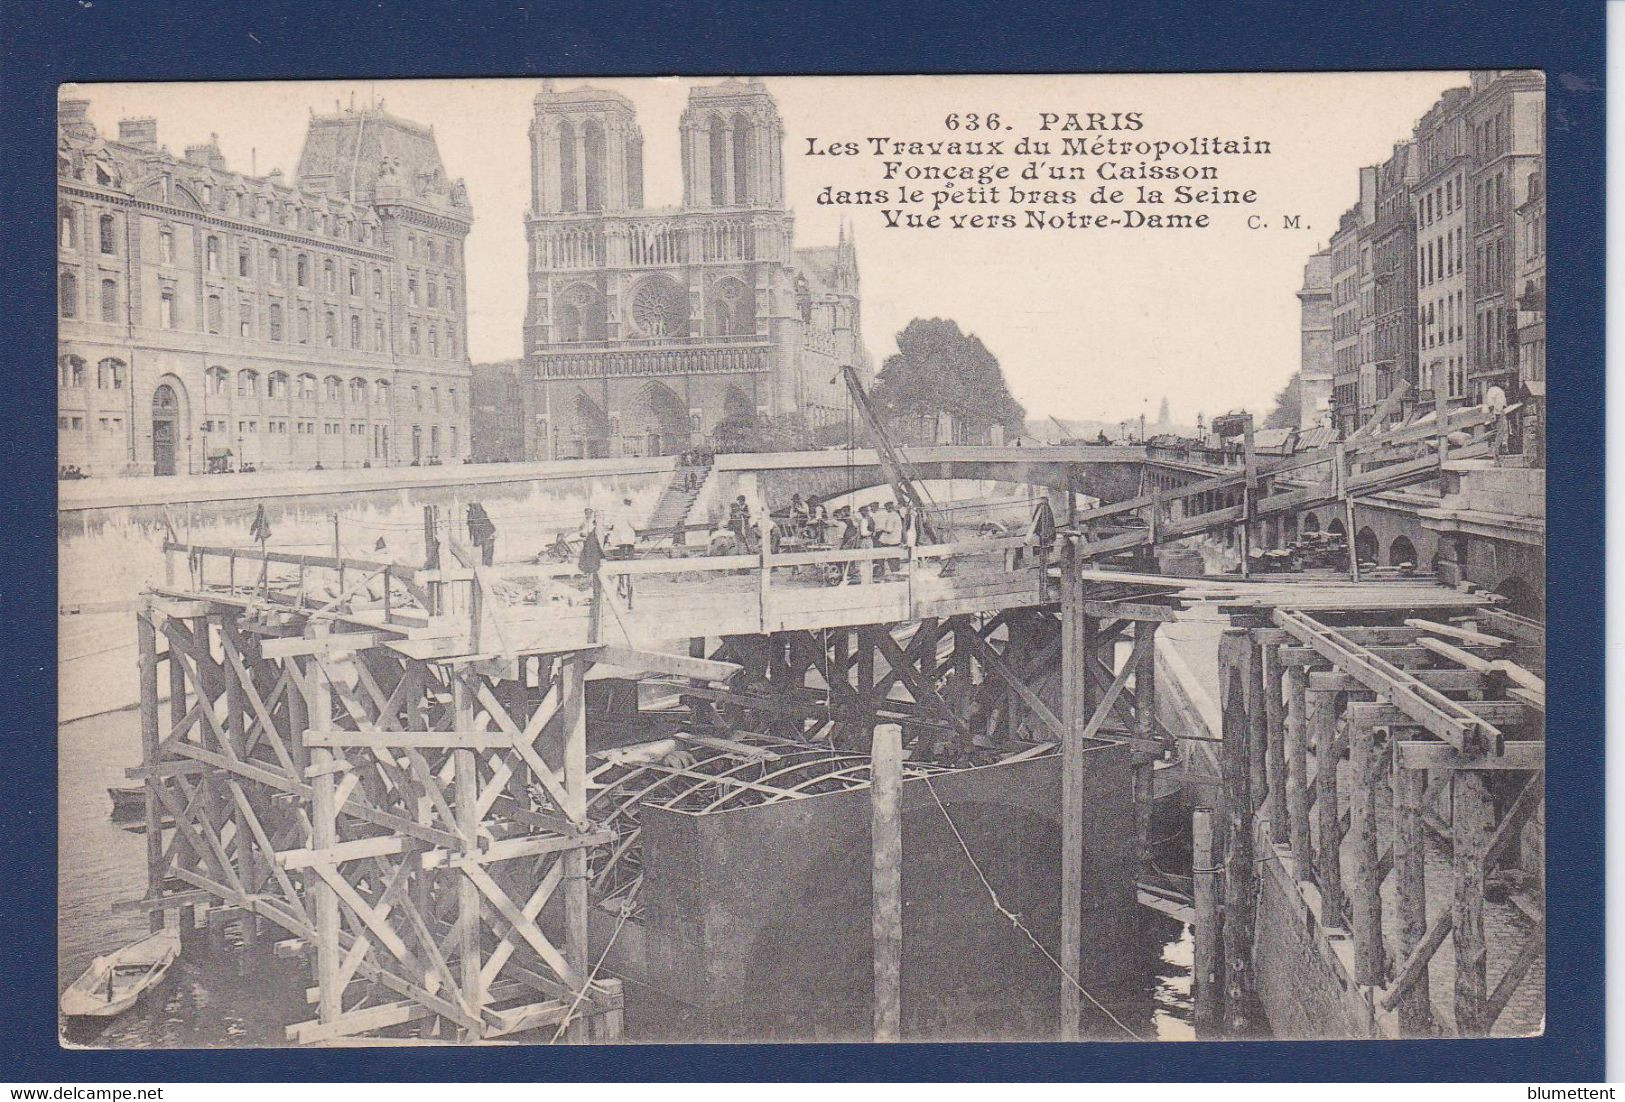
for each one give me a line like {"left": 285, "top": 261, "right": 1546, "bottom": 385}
{"left": 1514, "top": 169, "right": 1546, "bottom": 464}
{"left": 1411, "top": 86, "right": 1472, "bottom": 410}
{"left": 1370, "top": 141, "right": 1419, "bottom": 414}
{"left": 1328, "top": 167, "right": 1375, "bottom": 437}
{"left": 1323, "top": 71, "right": 1544, "bottom": 434}
{"left": 514, "top": 79, "right": 869, "bottom": 461}
{"left": 1465, "top": 70, "right": 1546, "bottom": 405}
{"left": 56, "top": 97, "right": 473, "bottom": 477}
{"left": 1295, "top": 249, "right": 1333, "bottom": 428}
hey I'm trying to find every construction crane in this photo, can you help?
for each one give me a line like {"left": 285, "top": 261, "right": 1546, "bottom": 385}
{"left": 837, "top": 364, "right": 943, "bottom": 544}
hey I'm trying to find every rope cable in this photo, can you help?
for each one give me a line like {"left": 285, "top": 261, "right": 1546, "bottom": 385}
{"left": 919, "top": 773, "right": 1147, "bottom": 1041}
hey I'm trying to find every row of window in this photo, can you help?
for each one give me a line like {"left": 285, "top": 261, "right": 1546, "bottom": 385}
{"left": 58, "top": 355, "right": 123, "bottom": 389}
{"left": 195, "top": 417, "right": 456, "bottom": 460}
{"left": 60, "top": 271, "right": 460, "bottom": 359}
{"left": 1420, "top": 290, "right": 1466, "bottom": 350}
{"left": 58, "top": 210, "right": 121, "bottom": 255}
{"left": 60, "top": 207, "right": 462, "bottom": 309}
{"left": 57, "top": 414, "right": 123, "bottom": 432}
{"left": 1419, "top": 227, "right": 1463, "bottom": 288}
{"left": 1415, "top": 173, "right": 1463, "bottom": 229}
{"left": 204, "top": 367, "right": 460, "bottom": 410}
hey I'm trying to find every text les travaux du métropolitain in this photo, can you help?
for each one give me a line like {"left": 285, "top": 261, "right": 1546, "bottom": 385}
{"left": 805, "top": 112, "right": 1273, "bottom": 230}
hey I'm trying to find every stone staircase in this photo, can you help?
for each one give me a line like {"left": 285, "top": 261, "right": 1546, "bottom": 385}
{"left": 644, "top": 461, "right": 712, "bottom": 544}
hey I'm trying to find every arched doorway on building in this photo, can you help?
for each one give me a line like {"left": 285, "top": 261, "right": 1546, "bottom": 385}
{"left": 628, "top": 380, "right": 690, "bottom": 457}
{"left": 152, "top": 382, "right": 180, "bottom": 476}
{"left": 1389, "top": 535, "right": 1418, "bottom": 569}
{"left": 564, "top": 390, "right": 611, "bottom": 460}
{"left": 1354, "top": 527, "right": 1379, "bottom": 565}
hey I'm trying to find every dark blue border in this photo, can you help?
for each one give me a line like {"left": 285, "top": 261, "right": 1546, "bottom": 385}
{"left": 1, "top": 0, "right": 1603, "bottom": 1082}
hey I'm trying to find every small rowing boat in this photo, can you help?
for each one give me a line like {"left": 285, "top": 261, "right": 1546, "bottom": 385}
{"left": 60, "top": 929, "right": 181, "bottom": 1018}
{"left": 107, "top": 785, "right": 145, "bottom": 820}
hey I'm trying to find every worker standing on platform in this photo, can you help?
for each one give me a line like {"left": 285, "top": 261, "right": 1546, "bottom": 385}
{"left": 604, "top": 496, "right": 638, "bottom": 609}
{"left": 876, "top": 500, "right": 904, "bottom": 577}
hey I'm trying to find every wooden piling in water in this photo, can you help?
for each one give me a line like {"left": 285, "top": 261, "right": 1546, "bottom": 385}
{"left": 1191, "top": 805, "right": 1223, "bottom": 1039}
{"left": 1262, "top": 644, "right": 1287, "bottom": 846}
{"left": 1283, "top": 665, "right": 1311, "bottom": 865}
{"left": 1393, "top": 750, "right": 1433, "bottom": 1036}
{"left": 1452, "top": 770, "right": 1494, "bottom": 1035}
{"left": 1309, "top": 689, "right": 1344, "bottom": 925}
{"left": 1348, "top": 718, "right": 1383, "bottom": 985}
{"left": 871, "top": 722, "right": 903, "bottom": 1042}
{"left": 1217, "top": 630, "right": 1256, "bottom": 1036}
{"left": 1058, "top": 543, "right": 1089, "bottom": 1041}
{"left": 137, "top": 608, "right": 165, "bottom": 934}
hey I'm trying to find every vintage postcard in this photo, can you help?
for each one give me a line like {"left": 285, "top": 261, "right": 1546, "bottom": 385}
{"left": 56, "top": 72, "right": 1545, "bottom": 1046}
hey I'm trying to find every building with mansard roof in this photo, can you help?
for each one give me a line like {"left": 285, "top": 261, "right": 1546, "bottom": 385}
{"left": 508, "top": 78, "right": 869, "bottom": 461}
{"left": 56, "top": 96, "right": 473, "bottom": 476}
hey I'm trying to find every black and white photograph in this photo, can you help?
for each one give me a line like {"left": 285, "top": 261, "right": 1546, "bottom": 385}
{"left": 55, "top": 72, "right": 1547, "bottom": 1048}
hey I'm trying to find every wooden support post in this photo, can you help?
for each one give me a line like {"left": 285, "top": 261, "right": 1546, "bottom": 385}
{"left": 1217, "top": 629, "right": 1256, "bottom": 1036}
{"left": 1348, "top": 718, "right": 1383, "bottom": 985}
{"left": 1283, "top": 666, "right": 1311, "bottom": 864}
{"left": 306, "top": 650, "right": 342, "bottom": 1027}
{"left": 453, "top": 673, "right": 484, "bottom": 1040}
{"left": 1131, "top": 621, "right": 1158, "bottom": 871}
{"left": 1451, "top": 770, "right": 1493, "bottom": 1036}
{"left": 1058, "top": 542, "right": 1087, "bottom": 1041}
{"left": 856, "top": 627, "right": 877, "bottom": 750}
{"left": 1262, "top": 644, "right": 1287, "bottom": 846}
{"left": 224, "top": 626, "right": 256, "bottom": 949}
{"left": 1393, "top": 749, "right": 1433, "bottom": 1036}
{"left": 870, "top": 721, "right": 903, "bottom": 1042}
{"left": 137, "top": 609, "right": 165, "bottom": 934}
{"left": 1246, "top": 637, "right": 1268, "bottom": 821}
{"left": 758, "top": 514, "right": 773, "bottom": 626}
{"left": 560, "top": 653, "right": 591, "bottom": 1043}
{"left": 1192, "top": 805, "right": 1223, "bottom": 1039}
{"left": 1310, "top": 689, "right": 1344, "bottom": 924}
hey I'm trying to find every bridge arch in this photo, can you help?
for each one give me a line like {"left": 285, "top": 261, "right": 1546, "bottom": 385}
{"left": 1302, "top": 513, "right": 1321, "bottom": 534}
{"left": 1388, "top": 535, "right": 1418, "bottom": 569}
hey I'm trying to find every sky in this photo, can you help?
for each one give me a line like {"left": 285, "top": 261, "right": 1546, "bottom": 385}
{"left": 66, "top": 72, "right": 1464, "bottom": 425}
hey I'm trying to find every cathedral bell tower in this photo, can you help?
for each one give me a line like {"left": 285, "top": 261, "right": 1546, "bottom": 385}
{"left": 528, "top": 82, "right": 645, "bottom": 215}
{"left": 679, "top": 79, "right": 785, "bottom": 209}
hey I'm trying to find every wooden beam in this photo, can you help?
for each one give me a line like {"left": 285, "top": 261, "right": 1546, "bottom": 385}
{"left": 593, "top": 643, "right": 741, "bottom": 684}
{"left": 1273, "top": 609, "right": 1501, "bottom": 755}
{"left": 1395, "top": 740, "right": 1544, "bottom": 772}
{"left": 260, "top": 632, "right": 384, "bottom": 658}
{"left": 1191, "top": 805, "right": 1222, "bottom": 1039}
{"left": 1403, "top": 619, "right": 1512, "bottom": 648}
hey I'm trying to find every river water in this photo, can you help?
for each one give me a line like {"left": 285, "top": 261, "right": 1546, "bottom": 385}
{"left": 59, "top": 707, "right": 1193, "bottom": 1047}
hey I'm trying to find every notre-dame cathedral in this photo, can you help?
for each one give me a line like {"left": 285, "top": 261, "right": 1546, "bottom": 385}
{"left": 519, "top": 79, "right": 869, "bottom": 460}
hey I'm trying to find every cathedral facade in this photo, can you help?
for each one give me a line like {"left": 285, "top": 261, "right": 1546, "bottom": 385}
{"left": 517, "top": 79, "right": 868, "bottom": 460}
{"left": 56, "top": 97, "right": 473, "bottom": 477}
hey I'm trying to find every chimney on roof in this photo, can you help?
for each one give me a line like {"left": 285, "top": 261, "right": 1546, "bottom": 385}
{"left": 119, "top": 117, "right": 157, "bottom": 150}
{"left": 59, "top": 99, "right": 91, "bottom": 129}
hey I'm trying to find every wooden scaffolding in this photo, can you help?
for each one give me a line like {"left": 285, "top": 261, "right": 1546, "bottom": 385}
{"left": 130, "top": 585, "right": 646, "bottom": 1044}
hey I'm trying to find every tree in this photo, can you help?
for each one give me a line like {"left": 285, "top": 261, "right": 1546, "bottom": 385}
{"left": 1263, "top": 371, "right": 1302, "bottom": 429}
{"left": 870, "top": 318, "right": 1026, "bottom": 442}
